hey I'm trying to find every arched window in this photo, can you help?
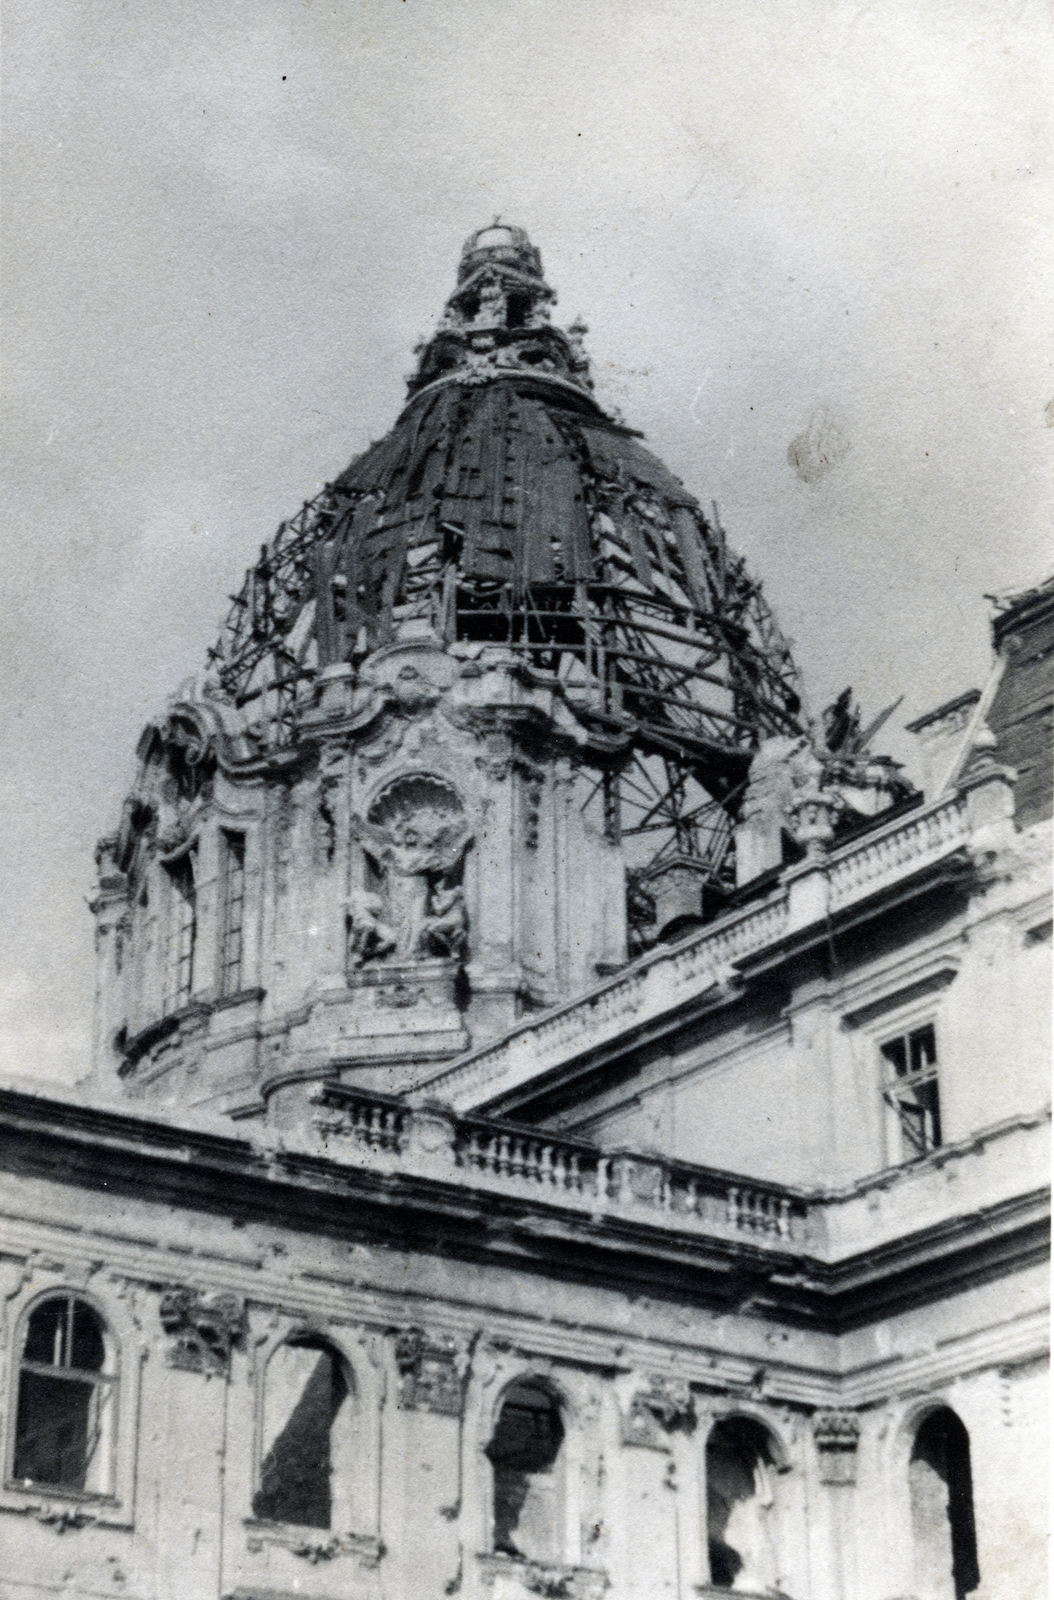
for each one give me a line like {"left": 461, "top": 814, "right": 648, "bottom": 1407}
{"left": 706, "top": 1418, "right": 781, "bottom": 1592}
{"left": 13, "top": 1296, "right": 116, "bottom": 1495}
{"left": 910, "top": 1408, "right": 980, "bottom": 1600}
{"left": 253, "top": 1338, "right": 352, "bottom": 1530}
{"left": 487, "top": 1378, "right": 565, "bottom": 1564}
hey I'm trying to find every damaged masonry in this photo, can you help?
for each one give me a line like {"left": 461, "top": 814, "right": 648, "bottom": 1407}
{"left": 2, "top": 224, "right": 1050, "bottom": 1600}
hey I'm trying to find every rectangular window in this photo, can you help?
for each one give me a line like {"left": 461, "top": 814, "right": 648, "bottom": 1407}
{"left": 163, "top": 851, "right": 196, "bottom": 1014}
{"left": 881, "top": 1021, "right": 941, "bottom": 1158}
{"left": 219, "top": 832, "right": 246, "bottom": 998}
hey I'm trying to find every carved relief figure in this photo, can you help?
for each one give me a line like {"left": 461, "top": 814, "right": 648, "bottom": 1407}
{"left": 351, "top": 775, "right": 472, "bottom": 965}
{"left": 346, "top": 888, "right": 397, "bottom": 968}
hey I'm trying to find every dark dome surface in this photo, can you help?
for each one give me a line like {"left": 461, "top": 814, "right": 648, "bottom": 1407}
{"left": 207, "top": 226, "right": 804, "bottom": 880}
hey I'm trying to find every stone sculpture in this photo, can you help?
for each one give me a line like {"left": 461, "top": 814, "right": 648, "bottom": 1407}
{"left": 351, "top": 775, "right": 472, "bottom": 965}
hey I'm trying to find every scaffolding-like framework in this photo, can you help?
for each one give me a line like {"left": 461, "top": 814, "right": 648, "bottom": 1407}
{"left": 205, "top": 375, "right": 803, "bottom": 908}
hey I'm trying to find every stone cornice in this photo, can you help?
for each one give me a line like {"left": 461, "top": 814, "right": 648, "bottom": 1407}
{"left": 0, "top": 1084, "right": 1045, "bottom": 1336}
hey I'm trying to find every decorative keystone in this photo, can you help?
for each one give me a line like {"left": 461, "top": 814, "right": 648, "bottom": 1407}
{"left": 621, "top": 1375, "right": 696, "bottom": 1448}
{"left": 159, "top": 1286, "right": 245, "bottom": 1375}
{"left": 813, "top": 1408, "right": 860, "bottom": 1484}
{"left": 394, "top": 1327, "right": 465, "bottom": 1415}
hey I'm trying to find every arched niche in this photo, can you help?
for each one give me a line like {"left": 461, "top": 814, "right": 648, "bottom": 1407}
{"left": 252, "top": 1335, "right": 357, "bottom": 1531}
{"left": 351, "top": 772, "right": 472, "bottom": 965}
{"left": 706, "top": 1415, "right": 787, "bottom": 1592}
{"left": 909, "top": 1406, "right": 980, "bottom": 1600}
{"left": 486, "top": 1376, "right": 567, "bottom": 1565}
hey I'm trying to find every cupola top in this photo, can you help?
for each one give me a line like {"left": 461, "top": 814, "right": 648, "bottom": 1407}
{"left": 456, "top": 221, "right": 545, "bottom": 284}
{"left": 408, "top": 220, "right": 583, "bottom": 399}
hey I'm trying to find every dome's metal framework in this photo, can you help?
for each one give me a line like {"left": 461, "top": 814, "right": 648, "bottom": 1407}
{"left": 204, "top": 225, "right": 806, "bottom": 913}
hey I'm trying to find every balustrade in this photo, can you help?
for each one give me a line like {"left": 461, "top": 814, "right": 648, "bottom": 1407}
{"left": 314, "top": 1092, "right": 406, "bottom": 1154}
{"left": 311, "top": 1086, "right": 806, "bottom": 1246}
{"left": 455, "top": 1122, "right": 599, "bottom": 1196}
{"left": 727, "top": 1185, "right": 793, "bottom": 1239}
{"left": 827, "top": 795, "right": 967, "bottom": 911}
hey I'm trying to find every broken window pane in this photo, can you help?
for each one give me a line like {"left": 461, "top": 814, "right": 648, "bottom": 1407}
{"left": 881, "top": 1023, "right": 942, "bottom": 1157}
{"left": 487, "top": 1379, "right": 564, "bottom": 1563}
{"left": 253, "top": 1339, "right": 350, "bottom": 1529}
{"left": 14, "top": 1296, "right": 114, "bottom": 1493}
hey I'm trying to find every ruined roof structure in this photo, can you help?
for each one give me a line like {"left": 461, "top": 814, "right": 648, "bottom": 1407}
{"left": 1, "top": 227, "right": 1049, "bottom": 1600}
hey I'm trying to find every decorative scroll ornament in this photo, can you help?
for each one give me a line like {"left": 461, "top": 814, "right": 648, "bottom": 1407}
{"left": 245, "top": 1523, "right": 384, "bottom": 1569}
{"left": 35, "top": 1506, "right": 98, "bottom": 1532}
{"left": 394, "top": 1326, "right": 466, "bottom": 1415}
{"left": 813, "top": 1408, "right": 860, "bottom": 1484}
{"left": 478, "top": 1554, "right": 609, "bottom": 1600}
{"left": 350, "top": 775, "right": 472, "bottom": 966}
{"left": 621, "top": 1375, "right": 696, "bottom": 1448}
{"left": 159, "top": 1286, "right": 245, "bottom": 1374}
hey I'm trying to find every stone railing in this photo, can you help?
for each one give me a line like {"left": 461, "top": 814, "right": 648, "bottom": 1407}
{"left": 827, "top": 793, "right": 968, "bottom": 912}
{"left": 423, "top": 792, "right": 971, "bottom": 1114}
{"left": 425, "top": 888, "right": 790, "bottom": 1111}
{"left": 309, "top": 1085, "right": 812, "bottom": 1249}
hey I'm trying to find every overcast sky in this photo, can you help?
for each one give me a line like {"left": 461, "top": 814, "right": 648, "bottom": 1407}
{"left": 3, "top": 0, "right": 1051, "bottom": 1083}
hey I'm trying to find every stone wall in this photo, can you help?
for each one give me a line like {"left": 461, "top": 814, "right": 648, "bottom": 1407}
{"left": 0, "top": 1136, "right": 1045, "bottom": 1600}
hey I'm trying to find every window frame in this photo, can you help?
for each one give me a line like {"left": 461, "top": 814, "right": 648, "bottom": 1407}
{"left": 162, "top": 844, "right": 198, "bottom": 1015}
{"left": 251, "top": 1334, "right": 353, "bottom": 1532}
{"left": 2, "top": 1284, "right": 141, "bottom": 1528}
{"left": 11, "top": 1295, "right": 116, "bottom": 1497}
{"left": 703, "top": 1410, "right": 791, "bottom": 1594}
{"left": 876, "top": 1011, "right": 943, "bottom": 1163}
{"left": 843, "top": 968, "right": 956, "bottom": 1172}
{"left": 242, "top": 1322, "right": 382, "bottom": 1555}
{"left": 487, "top": 1376, "right": 567, "bottom": 1562}
{"left": 218, "top": 829, "right": 247, "bottom": 1000}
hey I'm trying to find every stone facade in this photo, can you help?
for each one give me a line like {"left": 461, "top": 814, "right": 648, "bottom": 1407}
{"left": 0, "top": 228, "right": 1049, "bottom": 1600}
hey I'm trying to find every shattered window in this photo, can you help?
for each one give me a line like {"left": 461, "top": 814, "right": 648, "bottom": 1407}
{"left": 14, "top": 1296, "right": 115, "bottom": 1494}
{"left": 487, "top": 1379, "right": 565, "bottom": 1563}
{"left": 881, "top": 1022, "right": 941, "bottom": 1158}
{"left": 253, "top": 1339, "right": 351, "bottom": 1529}
{"left": 706, "top": 1417, "right": 781, "bottom": 1592}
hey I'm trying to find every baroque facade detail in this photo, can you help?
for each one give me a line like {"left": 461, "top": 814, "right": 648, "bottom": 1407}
{"left": 159, "top": 1286, "right": 246, "bottom": 1374}
{"left": 393, "top": 1326, "right": 467, "bottom": 1415}
{"left": 1, "top": 225, "right": 1049, "bottom": 1600}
